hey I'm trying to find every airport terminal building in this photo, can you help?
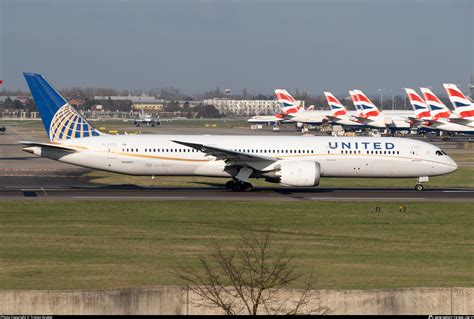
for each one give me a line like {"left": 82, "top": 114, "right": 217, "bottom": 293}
{"left": 203, "top": 98, "right": 305, "bottom": 117}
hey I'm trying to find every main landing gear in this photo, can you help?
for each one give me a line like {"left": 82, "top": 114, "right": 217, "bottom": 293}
{"left": 226, "top": 167, "right": 254, "bottom": 192}
{"left": 225, "top": 180, "right": 254, "bottom": 192}
{"left": 415, "top": 176, "right": 429, "bottom": 191}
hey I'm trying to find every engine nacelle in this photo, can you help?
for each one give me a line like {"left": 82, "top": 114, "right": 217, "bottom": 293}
{"left": 277, "top": 161, "right": 321, "bottom": 187}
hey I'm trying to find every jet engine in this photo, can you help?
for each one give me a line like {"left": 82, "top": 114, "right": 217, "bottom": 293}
{"left": 266, "top": 161, "right": 321, "bottom": 187}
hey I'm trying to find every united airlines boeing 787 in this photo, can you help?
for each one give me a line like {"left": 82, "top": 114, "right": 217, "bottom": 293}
{"left": 22, "top": 73, "right": 457, "bottom": 191}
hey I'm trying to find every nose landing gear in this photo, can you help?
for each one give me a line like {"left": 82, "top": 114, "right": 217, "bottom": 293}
{"left": 415, "top": 176, "right": 429, "bottom": 191}
{"left": 415, "top": 184, "right": 424, "bottom": 191}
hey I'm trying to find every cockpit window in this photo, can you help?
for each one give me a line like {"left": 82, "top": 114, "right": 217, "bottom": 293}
{"left": 436, "top": 150, "right": 447, "bottom": 156}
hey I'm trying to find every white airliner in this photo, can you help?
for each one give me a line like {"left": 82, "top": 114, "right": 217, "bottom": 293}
{"left": 22, "top": 73, "right": 457, "bottom": 191}
{"left": 323, "top": 91, "right": 364, "bottom": 127}
{"left": 419, "top": 87, "right": 474, "bottom": 134}
{"left": 350, "top": 90, "right": 411, "bottom": 131}
{"left": 443, "top": 83, "right": 474, "bottom": 128}
{"left": 274, "top": 89, "right": 330, "bottom": 126}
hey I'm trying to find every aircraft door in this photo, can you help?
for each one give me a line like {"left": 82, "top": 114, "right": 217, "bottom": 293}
{"left": 107, "top": 143, "right": 118, "bottom": 159}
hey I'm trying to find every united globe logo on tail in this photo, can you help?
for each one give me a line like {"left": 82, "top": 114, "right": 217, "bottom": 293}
{"left": 23, "top": 73, "right": 103, "bottom": 142}
{"left": 49, "top": 104, "right": 101, "bottom": 141}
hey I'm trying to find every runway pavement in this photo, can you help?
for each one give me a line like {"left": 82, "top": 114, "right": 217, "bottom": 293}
{"left": 1, "top": 184, "right": 474, "bottom": 202}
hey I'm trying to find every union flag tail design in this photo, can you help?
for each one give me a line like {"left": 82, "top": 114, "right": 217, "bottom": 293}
{"left": 349, "top": 90, "right": 363, "bottom": 116}
{"left": 420, "top": 87, "right": 451, "bottom": 120}
{"left": 405, "top": 88, "right": 431, "bottom": 119}
{"left": 324, "top": 92, "right": 347, "bottom": 116}
{"left": 274, "top": 89, "right": 303, "bottom": 115}
{"left": 443, "top": 83, "right": 474, "bottom": 118}
{"left": 352, "top": 89, "right": 381, "bottom": 118}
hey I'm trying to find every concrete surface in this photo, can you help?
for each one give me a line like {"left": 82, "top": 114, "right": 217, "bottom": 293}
{"left": 0, "top": 287, "right": 472, "bottom": 315}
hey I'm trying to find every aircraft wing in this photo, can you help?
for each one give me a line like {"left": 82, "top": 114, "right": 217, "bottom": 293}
{"left": 171, "top": 140, "right": 278, "bottom": 163}
{"left": 448, "top": 118, "right": 473, "bottom": 125}
{"left": 326, "top": 115, "right": 340, "bottom": 122}
{"left": 354, "top": 116, "right": 374, "bottom": 124}
{"left": 19, "top": 141, "right": 78, "bottom": 153}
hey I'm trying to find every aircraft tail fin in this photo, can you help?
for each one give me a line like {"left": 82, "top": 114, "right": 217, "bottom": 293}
{"left": 443, "top": 83, "right": 474, "bottom": 118}
{"left": 352, "top": 89, "right": 381, "bottom": 118}
{"left": 404, "top": 88, "right": 431, "bottom": 119}
{"left": 324, "top": 91, "right": 347, "bottom": 116}
{"left": 274, "top": 89, "right": 303, "bottom": 115}
{"left": 420, "top": 87, "right": 451, "bottom": 120}
{"left": 23, "top": 73, "right": 103, "bottom": 142}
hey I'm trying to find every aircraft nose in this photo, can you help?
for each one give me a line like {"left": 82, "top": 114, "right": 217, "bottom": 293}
{"left": 447, "top": 156, "right": 458, "bottom": 173}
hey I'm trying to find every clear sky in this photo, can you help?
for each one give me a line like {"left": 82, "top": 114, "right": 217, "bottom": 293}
{"left": 0, "top": 0, "right": 472, "bottom": 95}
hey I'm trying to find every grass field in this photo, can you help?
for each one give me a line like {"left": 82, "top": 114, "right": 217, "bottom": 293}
{"left": 0, "top": 201, "right": 472, "bottom": 290}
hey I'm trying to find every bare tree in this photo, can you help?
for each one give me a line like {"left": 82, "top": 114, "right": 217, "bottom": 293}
{"left": 174, "top": 229, "right": 329, "bottom": 315}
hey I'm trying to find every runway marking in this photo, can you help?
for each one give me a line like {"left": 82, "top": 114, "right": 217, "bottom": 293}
{"left": 72, "top": 196, "right": 187, "bottom": 199}
{"left": 442, "top": 190, "right": 474, "bottom": 193}
{"left": 309, "top": 197, "right": 427, "bottom": 201}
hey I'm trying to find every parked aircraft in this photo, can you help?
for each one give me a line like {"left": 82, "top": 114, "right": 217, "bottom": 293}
{"left": 443, "top": 83, "right": 474, "bottom": 127}
{"left": 323, "top": 91, "right": 363, "bottom": 127}
{"left": 22, "top": 73, "right": 457, "bottom": 191}
{"left": 133, "top": 110, "right": 160, "bottom": 127}
{"left": 419, "top": 87, "right": 474, "bottom": 134}
{"left": 349, "top": 90, "right": 386, "bottom": 129}
{"left": 275, "top": 89, "right": 330, "bottom": 126}
{"left": 349, "top": 90, "right": 411, "bottom": 132}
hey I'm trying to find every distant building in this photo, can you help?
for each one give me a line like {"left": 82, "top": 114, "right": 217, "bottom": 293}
{"left": 90, "top": 104, "right": 103, "bottom": 112}
{"left": 94, "top": 95, "right": 160, "bottom": 103}
{"left": 132, "top": 102, "right": 164, "bottom": 112}
{"left": 68, "top": 98, "right": 84, "bottom": 108}
{"left": 203, "top": 98, "right": 304, "bottom": 116}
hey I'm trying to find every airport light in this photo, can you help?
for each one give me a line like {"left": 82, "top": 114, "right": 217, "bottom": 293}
{"left": 389, "top": 89, "right": 395, "bottom": 110}
{"left": 401, "top": 88, "right": 408, "bottom": 110}
{"left": 377, "top": 88, "right": 385, "bottom": 109}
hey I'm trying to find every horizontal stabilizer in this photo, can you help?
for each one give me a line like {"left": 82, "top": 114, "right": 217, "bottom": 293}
{"left": 19, "top": 141, "right": 78, "bottom": 153}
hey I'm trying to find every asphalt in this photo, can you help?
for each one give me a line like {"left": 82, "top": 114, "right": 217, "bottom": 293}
{"left": 1, "top": 184, "right": 474, "bottom": 201}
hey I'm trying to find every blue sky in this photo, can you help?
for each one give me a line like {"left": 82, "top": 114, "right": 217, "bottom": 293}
{"left": 1, "top": 0, "right": 472, "bottom": 95}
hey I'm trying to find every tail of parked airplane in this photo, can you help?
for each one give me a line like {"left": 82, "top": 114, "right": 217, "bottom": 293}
{"left": 443, "top": 83, "right": 474, "bottom": 118}
{"left": 349, "top": 90, "right": 363, "bottom": 116}
{"left": 23, "top": 73, "right": 103, "bottom": 142}
{"left": 420, "top": 87, "right": 451, "bottom": 120}
{"left": 405, "top": 88, "right": 431, "bottom": 119}
{"left": 324, "top": 92, "right": 347, "bottom": 116}
{"left": 274, "top": 89, "right": 303, "bottom": 115}
{"left": 306, "top": 105, "right": 315, "bottom": 111}
{"left": 352, "top": 90, "right": 381, "bottom": 118}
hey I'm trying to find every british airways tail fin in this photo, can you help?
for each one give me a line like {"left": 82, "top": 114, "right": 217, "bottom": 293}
{"left": 352, "top": 89, "right": 381, "bottom": 118}
{"left": 274, "top": 89, "right": 303, "bottom": 115}
{"left": 404, "top": 88, "right": 431, "bottom": 119}
{"left": 23, "top": 73, "right": 103, "bottom": 142}
{"left": 324, "top": 91, "right": 347, "bottom": 116}
{"left": 420, "top": 87, "right": 451, "bottom": 120}
{"left": 443, "top": 83, "right": 474, "bottom": 118}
